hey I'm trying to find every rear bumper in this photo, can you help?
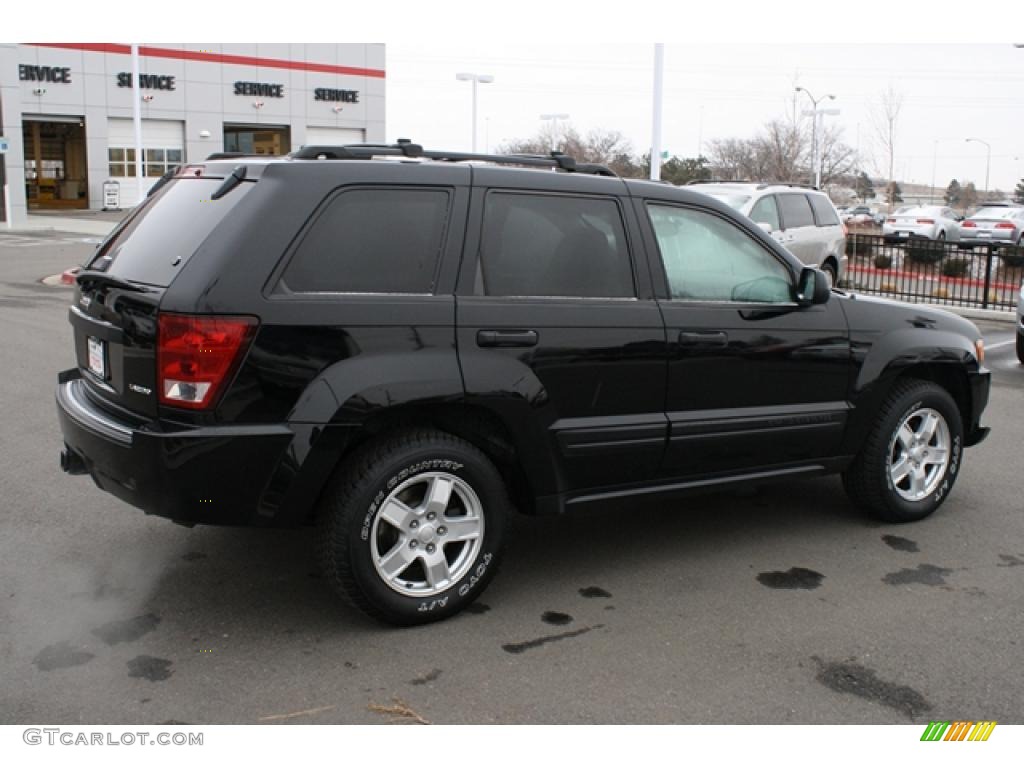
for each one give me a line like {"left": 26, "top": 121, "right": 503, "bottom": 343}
{"left": 56, "top": 370, "right": 298, "bottom": 526}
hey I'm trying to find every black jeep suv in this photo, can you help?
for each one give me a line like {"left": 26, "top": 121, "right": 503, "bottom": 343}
{"left": 56, "top": 142, "right": 990, "bottom": 625}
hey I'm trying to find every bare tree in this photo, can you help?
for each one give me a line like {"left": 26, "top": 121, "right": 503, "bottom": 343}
{"left": 869, "top": 85, "right": 903, "bottom": 209}
{"left": 498, "top": 126, "right": 639, "bottom": 177}
{"left": 706, "top": 120, "right": 856, "bottom": 186}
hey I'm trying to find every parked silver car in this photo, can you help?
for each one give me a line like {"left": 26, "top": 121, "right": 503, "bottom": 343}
{"left": 689, "top": 182, "right": 847, "bottom": 285}
{"left": 882, "top": 205, "right": 963, "bottom": 243}
{"left": 959, "top": 205, "right": 1024, "bottom": 249}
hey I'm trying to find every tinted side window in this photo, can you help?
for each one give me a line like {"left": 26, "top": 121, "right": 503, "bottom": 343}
{"left": 808, "top": 195, "right": 840, "bottom": 226}
{"left": 284, "top": 188, "right": 450, "bottom": 293}
{"left": 779, "top": 194, "right": 815, "bottom": 229}
{"left": 749, "top": 195, "right": 780, "bottom": 230}
{"left": 647, "top": 204, "right": 792, "bottom": 303}
{"left": 480, "top": 192, "right": 635, "bottom": 298}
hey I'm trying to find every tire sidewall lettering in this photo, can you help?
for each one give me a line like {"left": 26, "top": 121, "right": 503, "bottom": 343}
{"left": 360, "top": 459, "right": 465, "bottom": 542}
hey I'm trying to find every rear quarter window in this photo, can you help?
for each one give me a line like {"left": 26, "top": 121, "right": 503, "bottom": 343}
{"left": 808, "top": 195, "right": 840, "bottom": 226}
{"left": 282, "top": 187, "right": 451, "bottom": 294}
{"left": 88, "top": 177, "right": 255, "bottom": 287}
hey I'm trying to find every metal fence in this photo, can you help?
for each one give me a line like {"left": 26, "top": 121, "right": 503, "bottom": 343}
{"left": 838, "top": 230, "right": 1023, "bottom": 311}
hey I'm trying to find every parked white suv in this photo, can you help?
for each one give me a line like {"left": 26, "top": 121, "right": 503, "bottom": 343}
{"left": 688, "top": 182, "right": 848, "bottom": 285}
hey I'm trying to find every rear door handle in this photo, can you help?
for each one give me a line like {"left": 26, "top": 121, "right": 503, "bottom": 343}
{"left": 477, "top": 330, "right": 539, "bottom": 348}
{"left": 678, "top": 330, "right": 728, "bottom": 347}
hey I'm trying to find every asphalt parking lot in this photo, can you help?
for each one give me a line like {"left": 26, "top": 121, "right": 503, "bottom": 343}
{"left": 0, "top": 231, "right": 1021, "bottom": 725}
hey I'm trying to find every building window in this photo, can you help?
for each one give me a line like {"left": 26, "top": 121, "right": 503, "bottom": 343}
{"left": 107, "top": 147, "right": 182, "bottom": 178}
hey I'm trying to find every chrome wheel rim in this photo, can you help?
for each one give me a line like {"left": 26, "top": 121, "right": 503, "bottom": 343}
{"left": 370, "top": 472, "right": 484, "bottom": 597}
{"left": 888, "top": 407, "right": 951, "bottom": 501}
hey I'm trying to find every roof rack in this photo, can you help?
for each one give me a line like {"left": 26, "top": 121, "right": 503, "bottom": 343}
{"left": 685, "top": 179, "right": 754, "bottom": 185}
{"left": 685, "top": 178, "right": 819, "bottom": 191}
{"left": 289, "top": 139, "right": 617, "bottom": 177}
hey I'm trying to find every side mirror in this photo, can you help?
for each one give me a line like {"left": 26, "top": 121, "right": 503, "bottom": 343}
{"left": 756, "top": 221, "right": 774, "bottom": 234}
{"left": 796, "top": 267, "right": 831, "bottom": 306}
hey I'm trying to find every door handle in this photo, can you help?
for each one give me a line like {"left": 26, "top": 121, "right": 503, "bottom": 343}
{"left": 477, "top": 330, "right": 539, "bottom": 348}
{"left": 678, "top": 330, "right": 728, "bottom": 347}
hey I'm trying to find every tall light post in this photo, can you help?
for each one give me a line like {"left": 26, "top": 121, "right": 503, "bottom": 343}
{"left": 455, "top": 72, "right": 494, "bottom": 152}
{"left": 965, "top": 137, "right": 991, "bottom": 200}
{"left": 650, "top": 43, "right": 665, "bottom": 181}
{"left": 540, "top": 113, "right": 570, "bottom": 151}
{"left": 795, "top": 87, "right": 838, "bottom": 189}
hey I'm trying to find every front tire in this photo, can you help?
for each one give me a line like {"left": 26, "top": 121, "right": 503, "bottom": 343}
{"left": 843, "top": 379, "right": 964, "bottom": 523}
{"left": 1017, "top": 332, "right": 1024, "bottom": 364}
{"left": 821, "top": 261, "right": 838, "bottom": 288}
{"left": 317, "top": 429, "right": 509, "bottom": 625}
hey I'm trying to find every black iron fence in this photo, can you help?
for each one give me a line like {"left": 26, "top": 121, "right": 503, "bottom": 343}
{"left": 839, "top": 231, "right": 1023, "bottom": 311}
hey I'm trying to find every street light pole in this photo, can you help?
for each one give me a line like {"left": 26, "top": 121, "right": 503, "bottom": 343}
{"left": 540, "top": 113, "right": 570, "bottom": 152}
{"left": 795, "top": 87, "right": 837, "bottom": 189}
{"left": 965, "top": 137, "right": 991, "bottom": 200}
{"left": 650, "top": 43, "right": 664, "bottom": 181}
{"left": 455, "top": 72, "right": 494, "bottom": 153}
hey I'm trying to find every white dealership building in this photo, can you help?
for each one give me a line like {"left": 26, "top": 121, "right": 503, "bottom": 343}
{"left": 0, "top": 43, "right": 385, "bottom": 225}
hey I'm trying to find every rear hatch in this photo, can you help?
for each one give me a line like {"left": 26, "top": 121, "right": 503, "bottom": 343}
{"left": 71, "top": 169, "right": 255, "bottom": 419}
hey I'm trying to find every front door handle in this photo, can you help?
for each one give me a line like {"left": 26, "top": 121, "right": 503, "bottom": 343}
{"left": 678, "top": 330, "right": 728, "bottom": 347}
{"left": 477, "top": 330, "right": 539, "bottom": 348}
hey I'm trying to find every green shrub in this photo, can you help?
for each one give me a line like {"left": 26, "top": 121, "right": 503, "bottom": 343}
{"left": 873, "top": 254, "right": 893, "bottom": 269}
{"left": 941, "top": 258, "right": 970, "bottom": 278}
{"left": 846, "top": 237, "right": 874, "bottom": 258}
{"left": 905, "top": 240, "right": 944, "bottom": 265}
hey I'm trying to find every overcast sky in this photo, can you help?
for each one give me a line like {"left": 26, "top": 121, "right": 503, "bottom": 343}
{"left": 385, "top": 43, "right": 1024, "bottom": 193}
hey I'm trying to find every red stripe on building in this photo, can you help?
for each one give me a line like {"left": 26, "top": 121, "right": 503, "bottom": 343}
{"left": 24, "top": 43, "right": 386, "bottom": 79}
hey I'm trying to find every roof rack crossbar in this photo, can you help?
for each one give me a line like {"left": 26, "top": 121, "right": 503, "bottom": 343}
{"left": 288, "top": 141, "right": 617, "bottom": 176}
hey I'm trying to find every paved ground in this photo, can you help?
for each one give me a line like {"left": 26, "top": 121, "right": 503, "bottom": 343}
{"left": 0, "top": 233, "right": 1021, "bottom": 725}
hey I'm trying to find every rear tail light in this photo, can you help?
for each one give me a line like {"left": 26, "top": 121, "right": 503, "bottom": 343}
{"left": 962, "top": 221, "right": 977, "bottom": 228}
{"left": 995, "top": 221, "right": 1015, "bottom": 229}
{"left": 916, "top": 218, "right": 935, "bottom": 224}
{"left": 157, "top": 314, "right": 257, "bottom": 410}
{"left": 886, "top": 218, "right": 896, "bottom": 223}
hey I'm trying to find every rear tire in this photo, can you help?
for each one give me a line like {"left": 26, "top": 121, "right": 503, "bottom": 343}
{"left": 316, "top": 429, "right": 509, "bottom": 625}
{"left": 822, "top": 261, "right": 838, "bottom": 288}
{"left": 843, "top": 379, "right": 963, "bottom": 523}
{"left": 1017, "top": 332, "right": 1024, "bottom": 364}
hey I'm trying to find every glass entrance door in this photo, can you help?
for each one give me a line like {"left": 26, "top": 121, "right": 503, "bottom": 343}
{"left": 22, "top": 118, "right": 88, "bottom": 210}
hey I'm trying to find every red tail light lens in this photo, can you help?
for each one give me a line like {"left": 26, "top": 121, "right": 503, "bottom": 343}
{"left": 916, "top": 218, "right": 935, "bottom": 224}
{"left": 157, "top": 314, "right": 257, "bottom": 410}
{"left": 995, "top": 221, "right": 1015, "bottom": 229}
{"left": 962, "top": 221, "right": 977, "bottom": 228}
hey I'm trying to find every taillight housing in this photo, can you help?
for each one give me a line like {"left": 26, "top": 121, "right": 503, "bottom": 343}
{"left": 962, "top": 221, "right": 977, "bottom": 228}
{"left": 157, "top": 314, "right": 257, "bottom": 410}
{"left": 995, "top": 221, "right": 1015, "bottom": 229}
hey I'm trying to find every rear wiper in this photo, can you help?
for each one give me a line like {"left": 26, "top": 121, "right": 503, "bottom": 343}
{"left": 211, "top": 165, "right": 248, "bottom": 200}
{"left": 76, "top": 270, "right": 153, "bottom": 293}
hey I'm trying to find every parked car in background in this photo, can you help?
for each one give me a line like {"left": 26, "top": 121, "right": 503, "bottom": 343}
{"left": 688, "top": 182, "right": 847, "bottom": 285}
{"left": 841, "top": 205, "right": 873, "bottom": 224}
{"left": 959, "top": 205, "right": 1024, "bottom": 250}
{"left": 882, "top": 205, "right": 963, "bottom": 243}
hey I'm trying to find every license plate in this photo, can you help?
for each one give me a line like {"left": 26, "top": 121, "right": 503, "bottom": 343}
{"left": 978, "top": 232, "right": 991, "bottom": 238}
{"left": 87, "top": 336, "right": 106, "bottom": 379}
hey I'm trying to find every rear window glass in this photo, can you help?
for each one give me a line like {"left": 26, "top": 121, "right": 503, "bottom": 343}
{"left": 283, "top": 188, "right": 450, "bottom": 294}
{"left": 808, "top": 195, "right": 840, "bottom": 226}
{"left": 778, "top": 194, "right": 815, "bottom": 229}
{"left": 88, "top": 177, "right": 254, "bottom": 287}
{"left": 972, "top": 207, "right": 1020, "bottom": 220}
